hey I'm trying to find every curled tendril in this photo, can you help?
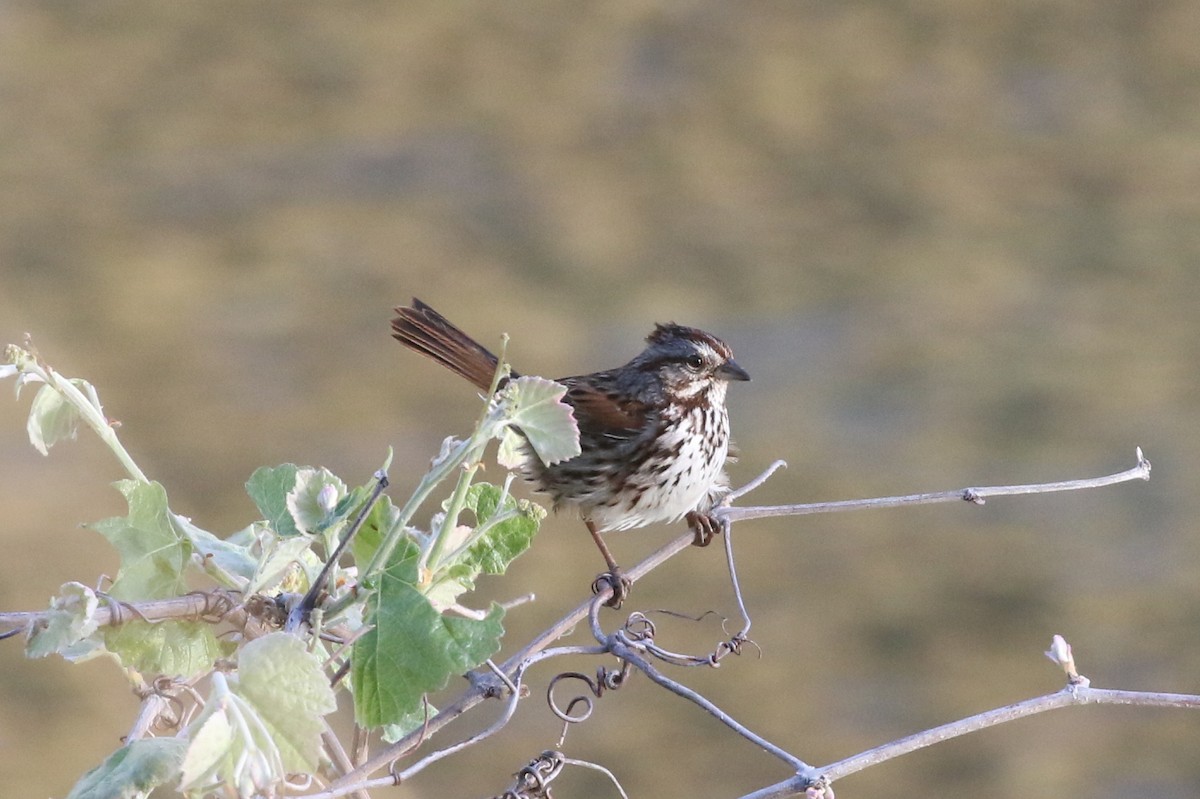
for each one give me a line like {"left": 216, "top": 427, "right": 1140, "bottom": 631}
{"left": 189, "top": 589, "right": 238, "bottom": 623}
{"left": 492, "top": 750, "right": 565, "bottom": 799}
{"left": 546, "top": 661, "right": 632, "bottom": 725}
{"left": 149, "top": 682, "right": 186, "bottom": 732}
{"left": 621, "top": 612, "right": 656, "bottom": 642}
{"left": 128, "top": 675, "right": 199, "bottom": 735}
{"left": 617, "top": 608, "right": 759, "bottom": 668}
{"left": 708, "top": 631, "right": 762, "bottom": 666}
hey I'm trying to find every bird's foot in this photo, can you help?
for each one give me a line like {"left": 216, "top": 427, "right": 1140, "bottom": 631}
{"left": 686, "top": 510, "right": 723, "bottom": 547}
{"left": 591, "top": 567, "right": 632, "bottom": 609}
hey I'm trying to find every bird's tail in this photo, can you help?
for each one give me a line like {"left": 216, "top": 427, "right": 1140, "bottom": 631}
{"left": 391, "top": 299, "right": 508, "bottom": 391}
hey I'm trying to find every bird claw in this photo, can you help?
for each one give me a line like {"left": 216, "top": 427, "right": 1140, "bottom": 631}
{"left": 591, "top": 567, "right": 632, "bottom": 609}
{"left": 686, "top": 510, "right": 723, "bottom": 547}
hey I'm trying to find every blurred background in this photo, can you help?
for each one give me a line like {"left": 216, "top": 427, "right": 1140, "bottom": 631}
{"left": 2, "top": 2, "right": 1198, "bottom": 797}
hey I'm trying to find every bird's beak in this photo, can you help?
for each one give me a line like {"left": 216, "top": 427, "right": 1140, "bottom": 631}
{"left": 716, "top": 359, "right": 751, "bottom": 382}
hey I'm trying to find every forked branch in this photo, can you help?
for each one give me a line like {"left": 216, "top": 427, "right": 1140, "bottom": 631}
{"left": 329, "top": 449, "right": 1152, "bottom": 795}
{"left": 740, "top": 635, "right": 1200, "bottom": 799}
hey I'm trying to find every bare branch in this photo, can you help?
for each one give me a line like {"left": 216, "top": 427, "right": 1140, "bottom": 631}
{"left": 718, "top": 448, "right": 1150, "bottom": 523}
{"left": 738, "top": 635, "right": 1200, "bottom": 799}
{"left": 328, "top": 450, "right": 1153, "bottom": 793}
{"left": 4, "top": 449, "right": 1159, "bottom": 799}
{"left": 612, "top": 639, "right": 816, "bottom": 777}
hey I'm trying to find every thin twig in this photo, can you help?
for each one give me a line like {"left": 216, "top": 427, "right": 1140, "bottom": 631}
{"left": 611, "top": 641, "right": 816, "bottom": 776}
{"left": 307, "top": 663, "right": 534, "bottom": 799}
{"left": 560, "top": 755, "right": 631, "bottom": 799}
{"left": 320, "top": 723, "right": 359, "bottom": 786}
{"left": 718, "top": 448, "right": 1150, "bottom": 523}
{"left": 287, "top": 471, "right": 390, "bottom": 633}
{"left": 723, "top": 523, "right": 752, "bottom": 640}
{"left": 327, "top": 452, "right": 1152, "bottom": 793}
{"left": 739, "top": 684, "right": 1200, "bottom": 799}
{"left": 389, "top": 667, "right": 524, "bottom": 784}
{"left": 826, "top": 684, "right": 1200, "bottom": 781}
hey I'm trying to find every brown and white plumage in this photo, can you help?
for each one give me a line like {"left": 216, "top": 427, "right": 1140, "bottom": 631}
{"left": 392, "top": 299, "right": 749, "bottom": 604}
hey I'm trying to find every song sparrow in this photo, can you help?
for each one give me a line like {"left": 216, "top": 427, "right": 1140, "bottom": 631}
{"left": 392, "top": 299, "right": 749, "bottom": 606}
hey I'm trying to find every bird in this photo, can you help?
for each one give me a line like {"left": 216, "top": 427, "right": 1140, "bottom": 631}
{"left": 391, "top": 299, "right": 749, "bottom": 607}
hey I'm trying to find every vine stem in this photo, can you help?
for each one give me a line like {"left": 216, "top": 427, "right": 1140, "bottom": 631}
{"left": 331, "top": 449, "right": 1152, "bottom": 794}
{"left": 0, "top": 438, "right": 1158, "bottom": 798}
{"left": 740, "top": 681, "right": 1200, "bottom": 799}
{"left": 334, "top": 528, "right": 697, "bottom": 789}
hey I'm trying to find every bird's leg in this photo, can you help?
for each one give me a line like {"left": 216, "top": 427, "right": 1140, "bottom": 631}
{"left": 585, "top": 519, "right": 631, "bottom": 609}
{"left": 685, "top": 510, "right": 723, "bottom": 547}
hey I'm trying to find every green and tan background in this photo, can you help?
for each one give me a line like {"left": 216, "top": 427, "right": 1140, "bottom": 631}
{"left": 2, "top": 3, "right": 1199, "bottom": 797}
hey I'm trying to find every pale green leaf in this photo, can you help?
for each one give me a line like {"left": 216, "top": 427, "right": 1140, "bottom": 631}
{"left": 171, "top": 512, "right": 256, "bottom": 588}
{"left": 88, "top": 480, "right": 189, "bottom": 600}
{"left": 180, "top": 673, "right": 283, "bottom": 797}
{"left": 179, "top": 636, "right": 336, "bottom": 796}
{"left": 425, "top": 484, "right": 543, "bottom": 609}
{"left": 500, "top": 376, "right": 581, "bottom": 466}
{"left": 67, "top": 737, "right": 186, "bottom": 799}
{"left": 245, "top": 464, "right": 301, "bottom": 536}
{"left": 462, "top": 483, "right": 543, "bottom": 575}
{"left": 104, "top": 620, "right": 228, "bottom": 679}
{"left": 179, "top": 708, "right": 236, "bottom": 792}
{"left": 26, "top": 581, "right": 100, "bottom": 659}
{"left": 286, "top": 467, "right": 348, "bottom": 534}
{"left": 247, "top": 535, "right": 320, "bottom": 594}
{"left": 26, "top": 380, "right": 85, "bottom": 455}
{"left": 235, "top": 633, "right": 337, "bottom": 772}
{"left": 349, "top": 490, "right": 401, "bottom": 565}
{"left": 496, "top": 426, "right": 527, "bottom": 469}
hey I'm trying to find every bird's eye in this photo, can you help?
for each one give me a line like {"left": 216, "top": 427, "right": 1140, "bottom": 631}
{"left": 684, "top": 354, "right": 705, "bottom": 371}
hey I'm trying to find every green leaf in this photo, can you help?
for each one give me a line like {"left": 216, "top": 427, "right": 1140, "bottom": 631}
{"left": 179, "top": 635, "right": 336, "bottom": 795}
{"left": 286, "top": 467, "right": 348, "bottom": 534}
{"left": 352, "top": 539, "right": 504, "bottom": 733}
{"left": 180, "top": 707, "right": 237, "bottom": 794}
{"left": 247, "top": 535, "right": 320, "bottom": 594}
{"left": 462, "top": 483, "right": 543, "bottom": 575}
{"left": 381, "top": 702, "right": 439, "bottom": 744}
{"left": 180, "top": 674, "right": 279, "bottom": 796}
{"left": 25, "top": 582, "right": 100, "bottom": 659}
{"left": 87, "top": 482, "right": 228, "bottom": 676}
{"left": 171, "top": 512, "right": 256, "bottom": 589}
{"left": 246, "top": 464, "right": 301, "bottom": 537}
{"left": 26, "top": 380, "right": 85, "bottom": 455}
{"left": 424, "top": 484, "right": 544, "bottom": 610}
{"left": 235, "top": 633, "right": 337, "bottom": 772}
{"left": 350, "top": 491, "right": 402, "bottom": 569}
{"left": 89, "top": 480, "right": 189, "bottom": 600}
{"left": 66, "top": 737, "right": 186, "bottom": 799}
{"left": 104, "top": 620, "right": 228, "bottom": 679}
{"left": 499, "top": 376, "right": 581, "bottom": 466}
